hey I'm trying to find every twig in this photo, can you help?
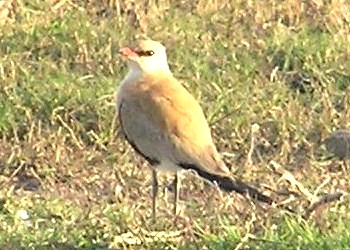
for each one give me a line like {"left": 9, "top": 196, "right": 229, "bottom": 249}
{"left": 246, "top": 123, "right": 260, "bottom": 167}
{"left": 55, "top": 114, "right": 84, "bottom": 149}
{"left": 313, "top": 177, "right": 331, "bottom": 198}
{"left": 0, "top": 161, "right": 24, "bottom": 190}
{"left": 270, "top": 160, "right": 315, "bottom": 202}
{"left": 29, "top": 167, "right": 43, "bottom": 189}
{"left": 305, "top": 192, "right": 344, "bottom": 218}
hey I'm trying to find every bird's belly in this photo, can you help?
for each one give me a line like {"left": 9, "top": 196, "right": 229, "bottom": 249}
{"left": 154, "top": 160, "right": 182, "bottom": 173}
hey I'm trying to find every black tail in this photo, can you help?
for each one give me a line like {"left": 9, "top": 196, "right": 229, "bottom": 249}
{"left": 179, "top": 163, "right": 273, "bottom": 205}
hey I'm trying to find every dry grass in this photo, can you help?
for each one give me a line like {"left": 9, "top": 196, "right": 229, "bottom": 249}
{"left": 0, "top": 0, "right": 350, "bottom": 249}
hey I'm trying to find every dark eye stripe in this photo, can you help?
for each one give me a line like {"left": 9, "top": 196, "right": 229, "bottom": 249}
{"left": 135, "top": 50, "right": 154, "bottom": 57}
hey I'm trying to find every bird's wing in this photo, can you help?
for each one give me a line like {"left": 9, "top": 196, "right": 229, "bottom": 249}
{"left": 117, "top": 74, "right": 229, "bottom": 175}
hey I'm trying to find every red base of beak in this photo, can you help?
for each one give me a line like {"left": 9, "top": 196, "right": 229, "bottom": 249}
{"left": 119, "top": 47, "right": 138, "bottom": 57}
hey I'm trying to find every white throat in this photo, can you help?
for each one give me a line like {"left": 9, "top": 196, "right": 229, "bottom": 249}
{"left": 123, "top": 62, "right": 171, "bottom": 85}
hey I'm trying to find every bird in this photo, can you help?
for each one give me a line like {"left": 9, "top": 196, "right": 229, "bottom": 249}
{"left": 324, "top": 128, "right": 350, "bottom": 170}
{"left": 116, "top": 38, "right": 273, "bottom": 221}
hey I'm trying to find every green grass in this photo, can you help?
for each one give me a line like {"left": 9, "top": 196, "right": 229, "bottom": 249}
{"left": 1, "top": 0, "right": 350, "bottom": 249}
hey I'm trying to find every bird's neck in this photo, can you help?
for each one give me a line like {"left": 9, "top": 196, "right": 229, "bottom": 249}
{"left": 121, "top": 67, "right": 172, "bottom": 88}
{"left": 121, "top": 68, "right": 142, "bottom": 86}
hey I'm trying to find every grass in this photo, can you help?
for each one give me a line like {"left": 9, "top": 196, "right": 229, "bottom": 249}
{"left": 1, "top": 0, "right": 350, "bottom": 249}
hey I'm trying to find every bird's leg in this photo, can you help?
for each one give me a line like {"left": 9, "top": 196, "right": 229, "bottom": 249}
{"left": 342, "top": 160, "right": 348, "bottom": 172}
{"left": 173, "top": 172, "right": 180, "bottom": 216}
{"left": 151, "top": 169, "right": 158, "bottom": 222}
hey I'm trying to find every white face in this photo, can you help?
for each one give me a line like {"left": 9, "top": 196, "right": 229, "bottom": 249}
{"left": 119, "top": 39, "right": 171, "bottom": 75}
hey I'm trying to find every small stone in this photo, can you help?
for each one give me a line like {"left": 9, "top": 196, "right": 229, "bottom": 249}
{"left": 16, "top": 209, "right": 30, "bottom": 221}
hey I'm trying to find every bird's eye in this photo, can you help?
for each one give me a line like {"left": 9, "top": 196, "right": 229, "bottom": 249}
{"left": 136, "top": 50, "right": 155, "bottom": 57}
{"left": 144, "top": 50, "right": 154, "bottom": 56}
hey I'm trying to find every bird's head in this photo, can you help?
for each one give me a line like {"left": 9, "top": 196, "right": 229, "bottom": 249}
{"left": 119, "top": 39, "right": 171, "bottom": 75}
